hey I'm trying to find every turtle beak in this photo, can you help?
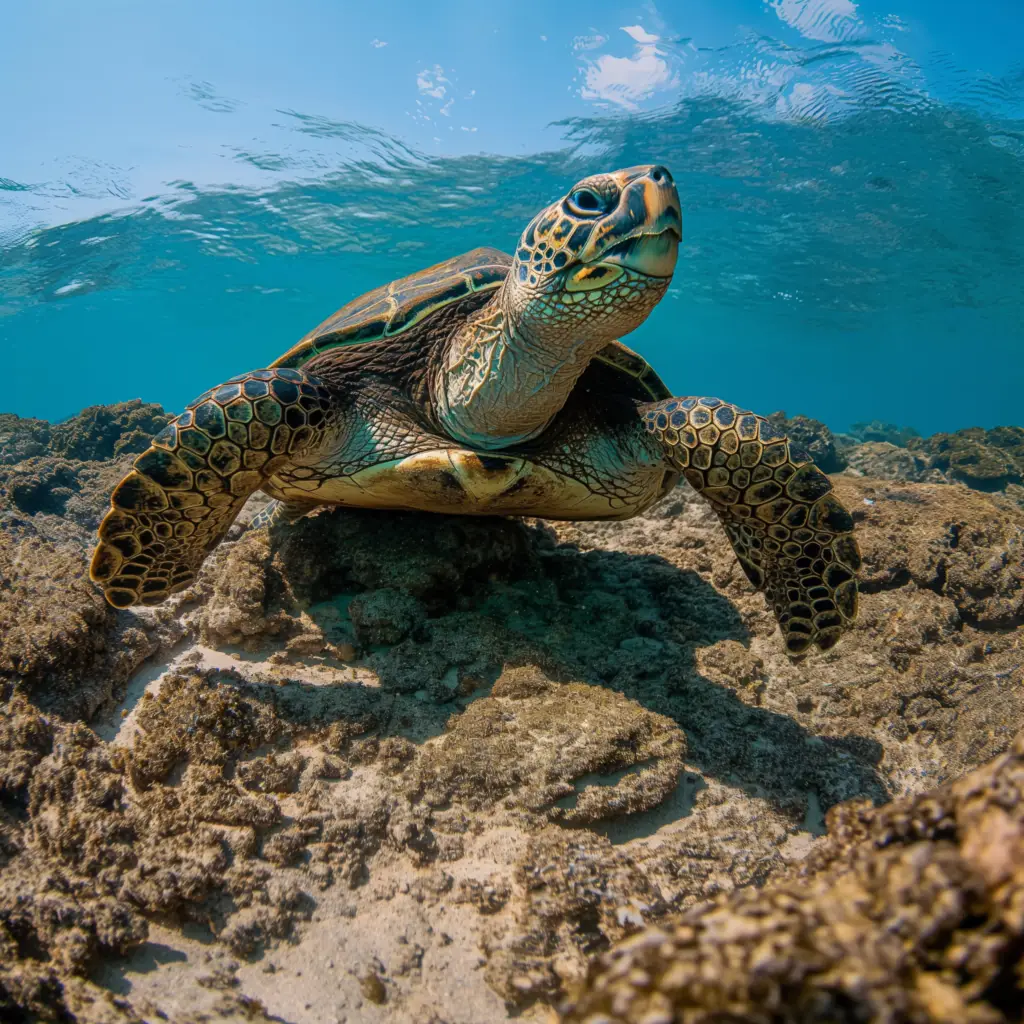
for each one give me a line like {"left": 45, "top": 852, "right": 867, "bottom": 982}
{"left": 582, "top": 165, "right": 682, "bottom": 279}
{"left": 601, "top": 226, "right": 680, "bottom": 278}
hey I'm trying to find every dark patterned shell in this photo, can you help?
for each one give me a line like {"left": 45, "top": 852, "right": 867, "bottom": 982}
{"left": 272, "top": 247, "right": 512, "bottom": 370}
{"left": 591, "top": 339, "right": 671, "bottom": 403}
{"left": 271, "top": 245, "right": 671, "bottom": 403}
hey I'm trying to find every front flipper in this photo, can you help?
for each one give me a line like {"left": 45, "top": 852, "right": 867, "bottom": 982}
{"left": 91, "top": 368, "right": 334, "bottom": 608}
{"left": 640, "top": 397, "right": 860, "bottom": 655}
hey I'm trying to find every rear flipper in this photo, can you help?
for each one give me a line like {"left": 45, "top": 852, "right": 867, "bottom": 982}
{"left": 90, "top": 368, "right": 333, "bottom": 608}
{"left": 640, "top": 397, "right": 861, "bottom": 655}
{"left": 249, "top": 498, "right": 319, "bottom": 531}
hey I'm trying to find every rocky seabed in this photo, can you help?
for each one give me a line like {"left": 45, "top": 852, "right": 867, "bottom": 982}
{"left": 1, "top": 403, "right": 1022, "bottom": 1023}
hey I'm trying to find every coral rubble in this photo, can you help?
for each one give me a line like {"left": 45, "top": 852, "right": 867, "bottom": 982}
{"left": 0, "top": 400, "right": 1022, "bottom": 1022}
{"left": 558, "top": 727, "right": 1024, "bottom": 1023}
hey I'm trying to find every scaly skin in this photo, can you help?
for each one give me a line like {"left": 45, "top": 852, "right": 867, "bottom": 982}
{"left": 639, "top": 396, "right": 861, "bottom": 655}
{"left": 436, "top": 165, "right": 681, "bottom": 449}
{"left": 249, "top": 498, "right": 319, "bottom": 530}
{"left": 91, "top": 368, "right": 334, "bottom": 607}
{"left": 90, "top": 165, "right": 862, "bottom": 655}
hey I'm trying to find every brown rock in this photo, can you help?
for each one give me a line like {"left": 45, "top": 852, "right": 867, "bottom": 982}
{"left": 48, "top": 399, "right": 171, "bottom": 462}
{"left": 558, "top": 729, "right": 1024, "bottom": 1024}
{"left": 409, "top": 666, "right": 685, "bottom": 826}
{"left": 0, "top": 412, "right": 50, "bottom": 465}
{"left": 198, "top": 530, "right": 289, "bottom": 647}
{"left": 909, "top": 425, "right": 1024, "bottom": 492}
{"left": 842, "top": 478, "right": 1024, "bottom": 629}
{"left": 0, "top": 532, "right": 111, "bottom": 700}
{"left": 844, "top": 440, "right": 944, "bottom": 483}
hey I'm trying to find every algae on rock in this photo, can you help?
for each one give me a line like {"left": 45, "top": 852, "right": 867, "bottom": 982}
{"left": 1, "top": 398, "right": 1024, "bottom": 1022}
{"left": 559, "top": 727, "right": 1024, "bottom": 1024}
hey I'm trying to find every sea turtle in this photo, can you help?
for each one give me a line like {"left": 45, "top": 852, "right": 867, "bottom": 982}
{"left": 91, "top": 165, "right": 860, "bottom": 655}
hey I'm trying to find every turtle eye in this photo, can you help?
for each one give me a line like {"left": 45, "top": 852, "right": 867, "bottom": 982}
{"left": 567, "top": 188, "right": 604, "bottom": 216}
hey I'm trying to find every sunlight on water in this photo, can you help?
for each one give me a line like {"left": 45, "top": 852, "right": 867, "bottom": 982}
{"left": 1, "top": 1, "right": 1021, "bottom": 433}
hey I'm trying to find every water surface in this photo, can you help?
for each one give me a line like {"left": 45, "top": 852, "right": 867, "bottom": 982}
{"left": 2, "top": 1, "right": 1021, "bottom": 434}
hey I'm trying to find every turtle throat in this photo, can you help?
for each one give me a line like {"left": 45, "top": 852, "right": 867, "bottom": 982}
{"left": 435, "top": 285, "right": 606, "bottom": 451}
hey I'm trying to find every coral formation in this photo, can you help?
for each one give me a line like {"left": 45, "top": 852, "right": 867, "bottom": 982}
{"left": 766, "top": 410, "right": 847, "bottom": 473}
{"left": 0, "top": 412, "right": 51, "bottom": 465}
{"left": 837, "top": 423, "right": 1024, "bottom": 508}
{"left": 48, "top": 400, "right": 172, "bottom": 462}
{"left": 849, "top": 419, "right": 922, "bottom": 447}
{"left": 558, "top": 727, "right": 1024, "bottom": 1023}
{"left": 0, "top": 455, "right": 133, "bottom": 526}
{"left": 0, "top": 682, "right": 294, "bottom": 1022}
{"left": 0, "top": 401, "right": 172, "bottom": 556}
{"left": 410, "top": 666, "right": 686, "bottom": 824}
{"left": 0, "top": 399, "right": 1022, "bottom": 1021}
{"left": 843, "top": 440, "right": 944, "bottom": 483}
{"left": 0, "top": 399, "right": 169, "bottom": 470}
{"left": 0, "top": 532, "right": 112, "bottom": 700}
{"left": 909, "top": 425, "right": 1024, "bottom": 492}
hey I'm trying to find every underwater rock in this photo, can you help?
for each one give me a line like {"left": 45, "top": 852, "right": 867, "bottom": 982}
{"left": 0, "top": 400, "right": 172, "bottom": 556}
{"left": 849, "top": 419, "right": 922, "bottom": 447}
{"left": 766, "top": 410, "right": 847, "bottom": 473}
{"left": 126, "top": 672, "right": 283, "bottom": 788}
{"left": 2, "top": 393, "right": 1024, "bottom": 1021}
{"left": 557, "top": 727, "right": 1024, "bottom": 1024}
{"left": 487, "top": 827, "right": 672, "bottom": 1008}
{"left": 559, "top": 475, "right": 1024, "bottom": 794}
{"left": 0, "top": 673, "right": 319, "bottom": 1021}
{"left": 409, "top": 665, "right": 685, "bottom": 825}
{"left": 273, "top": 506, "right": 537, "bottom": 609}
{"left": 837, "top": 427, "right": 1024, "bottom": 509}
{"left": 0, "top": 412, "right": 51, "bottom": 465}
{"left": 198, "top": 505, "right": 538, "bottom": 657}
{"left": 843, "top": 440, "right": 945, "bottom": 483}
{"left": 0, "top": 526, "right": 162, "bottom": 720}
{"left": 197, "top": 528, "right": 288, "bottom": 647}
{"left": 349, "top": 588, "right": 427, "bottom": 646}
{"left": 0, "top": 532, "right": 111, "bottom": 699}
{"left": 0, "top": 454, "right": 133, "bottom": 533}
{"left": 0, "top": 400, "right": 168, "bottom": 475}
{"left": 47, "top": 399, "right": 172, "bottom": 462}
{"left": 850, "top": 479, "right": 1024, "bottom": 630}
{"left": 366, "top": 610, "right": 549, "bottom": 698}
{"left": 908, "top": 425, "right": 1024, "bottom": 492}
{"left": 0, "top": 694, "right": 52, "bottom": 797}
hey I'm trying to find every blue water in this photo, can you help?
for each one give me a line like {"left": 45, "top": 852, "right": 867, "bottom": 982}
{"left": 2, "top": 1, "right": 1022, "bottom": 435}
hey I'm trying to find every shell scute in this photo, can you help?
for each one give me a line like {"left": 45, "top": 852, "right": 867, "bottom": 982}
{"left": 270, "top": 247, "right": 512, "bottom": 370}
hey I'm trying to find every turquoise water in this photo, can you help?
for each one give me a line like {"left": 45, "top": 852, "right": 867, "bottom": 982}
{"left": 2, "top": 1, "right": 1022, "bottom": 434}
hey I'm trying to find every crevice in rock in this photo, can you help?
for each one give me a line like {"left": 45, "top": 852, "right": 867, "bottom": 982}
{"left": 859, "top": 568, "right": 912, "bottom": 594}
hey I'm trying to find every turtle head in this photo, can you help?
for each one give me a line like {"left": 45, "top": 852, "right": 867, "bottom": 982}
{"left": 504, "top": 165, "right": 681, "bottom": 348}
{"left": 436, "top": 166, "right": 680, "bottom": 449}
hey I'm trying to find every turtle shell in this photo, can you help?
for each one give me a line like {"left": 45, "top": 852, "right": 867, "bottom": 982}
{"left": 271, "top": 247, "right": 512, "bottom": 370}
{"left": 271, "top": 245, "right": 671, "bottom": 403}
{"left": 591, "top": 338, "right": 671, "bottom": 403}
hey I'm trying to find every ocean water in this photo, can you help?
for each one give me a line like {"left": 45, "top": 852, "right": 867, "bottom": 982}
{"left": 2, "top": 1, "right": 1022, "bottom": 436}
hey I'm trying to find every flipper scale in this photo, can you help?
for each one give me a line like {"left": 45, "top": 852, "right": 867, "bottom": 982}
{"left": 640, "top": 396, "right": 861, "bottom": 655}
{"left": 91, "top": 368, "right": 334, "bottom": 608}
